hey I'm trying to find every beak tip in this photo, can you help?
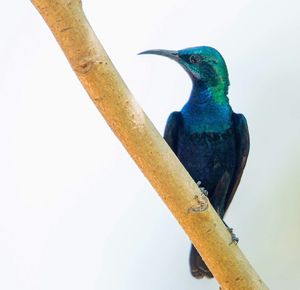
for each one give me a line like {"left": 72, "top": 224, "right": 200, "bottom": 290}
{"left": 138, "top": 50, "right": 156, "bottom": 56}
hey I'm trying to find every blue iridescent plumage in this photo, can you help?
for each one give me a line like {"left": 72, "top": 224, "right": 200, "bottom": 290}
{"left": 140, "top": 46, "right": 250, "bottom": 279}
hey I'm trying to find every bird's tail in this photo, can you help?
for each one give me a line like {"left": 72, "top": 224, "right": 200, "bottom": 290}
{"left": 189, "top": 244, "right": 213, "bottom": 279}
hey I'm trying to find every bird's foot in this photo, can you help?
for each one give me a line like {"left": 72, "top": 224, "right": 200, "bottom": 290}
{"left": 222, "top": 221, "right": 239, "bottom": 244}
{"left": 227, "top": 227, "right": 239, "bottom": 245}
{"left": 196, "top": 181, "right": 208, "bottom": 196}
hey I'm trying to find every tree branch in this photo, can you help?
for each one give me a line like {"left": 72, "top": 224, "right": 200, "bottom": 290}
{"left": 30, "top": 1, "right": 268, "bottom": 289}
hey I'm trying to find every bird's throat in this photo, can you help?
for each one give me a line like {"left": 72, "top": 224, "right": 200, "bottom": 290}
{"left": 181, "top": 81, "right": 232, "bottom": 133}
{"left": 189, "top": 81, "right": 229, "bottom": 106}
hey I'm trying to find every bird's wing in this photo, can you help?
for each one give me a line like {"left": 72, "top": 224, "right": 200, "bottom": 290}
{"left": 163, "top": 111, "right": 183, "bottom": 154}
{"left": 224, "top": 113, "right": 250, "bottom": 213}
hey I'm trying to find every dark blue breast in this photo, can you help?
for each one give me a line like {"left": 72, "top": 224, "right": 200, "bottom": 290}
{"left": 176, "top": 126, "right": 236, "bottom": 195}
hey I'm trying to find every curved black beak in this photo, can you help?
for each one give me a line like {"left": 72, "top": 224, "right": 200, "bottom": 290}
{"left": 138, "top": 49, "right": 179, "bottom": 62}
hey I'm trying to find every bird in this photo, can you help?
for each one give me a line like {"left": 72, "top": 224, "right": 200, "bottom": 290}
{"left": 139, "top": 46, "right": 250, "bottom": 279}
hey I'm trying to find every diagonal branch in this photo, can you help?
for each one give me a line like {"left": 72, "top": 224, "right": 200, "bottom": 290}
{"left": 30, "top": 1, "right": 268, "bottom": 289}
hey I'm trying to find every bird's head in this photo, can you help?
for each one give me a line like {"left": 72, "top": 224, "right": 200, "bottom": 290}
{"left": 139, "top": 46, "right": 229, "bottom": 93}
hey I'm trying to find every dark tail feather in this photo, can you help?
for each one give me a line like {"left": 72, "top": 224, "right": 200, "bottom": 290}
{"left": 189, "top": 244, "right": 213, "bottom": 279}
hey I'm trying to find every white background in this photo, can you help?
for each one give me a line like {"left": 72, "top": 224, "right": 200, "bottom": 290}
{"left": 0, "top": 0, "right": 300, "bottom": 289}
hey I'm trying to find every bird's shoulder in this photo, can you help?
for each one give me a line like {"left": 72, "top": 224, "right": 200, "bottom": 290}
{"left": 232, "top": 113, "right": 250, "bottom": 151}
{"left": 164, "top": 111, "right": 184, "bottom": 135}
{"left": 166, "top": 111, "right": 183, "bottom": 124}
{"left": 163, "top": 111, "right": 183, "bottom": 153}
{"left": 232, "top": 113, "right": 248, "bottom": 128}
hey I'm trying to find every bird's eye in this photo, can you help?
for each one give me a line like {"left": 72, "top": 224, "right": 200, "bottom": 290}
{"left": 189, "top": 55, "right": 202, "bottom": 64}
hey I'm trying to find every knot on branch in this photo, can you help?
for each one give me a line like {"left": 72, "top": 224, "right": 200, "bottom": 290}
{"left": 188, "top": 193, "right": 209, "bottom": 214}
{"left": 74, "top": 54, "right": 105, "bottom": 75}
{"left": 75, "top": 56, "right": 95, "bottom": 74}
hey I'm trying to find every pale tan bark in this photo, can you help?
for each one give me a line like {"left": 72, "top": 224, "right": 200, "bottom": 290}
{"left": 30, "top": 1, "right": 268, "bottom": 289}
